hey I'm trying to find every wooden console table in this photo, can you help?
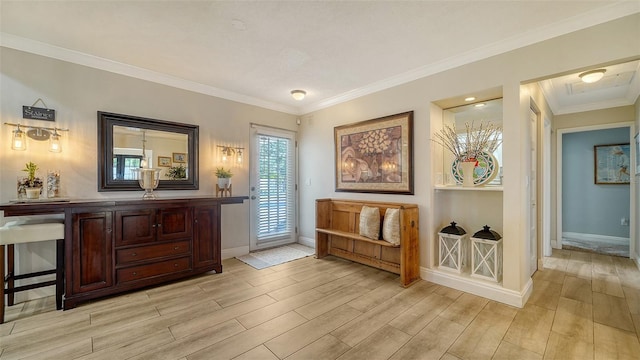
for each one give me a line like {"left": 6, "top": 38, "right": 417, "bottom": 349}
{"left": 0, "top": 196, "right": 247, "bottom": 309}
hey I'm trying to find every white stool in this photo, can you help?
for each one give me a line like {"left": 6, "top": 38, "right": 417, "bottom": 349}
{"left": 0, "top": 219, "right": 65, "bottom": 323}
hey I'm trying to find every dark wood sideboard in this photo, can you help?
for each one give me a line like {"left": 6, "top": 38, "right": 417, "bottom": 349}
{"left": 0, "top": 196, "right": 247, "bottom": 309}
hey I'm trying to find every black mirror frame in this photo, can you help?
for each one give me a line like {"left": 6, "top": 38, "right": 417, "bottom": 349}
{"left": 98, "top": 111, "right": 199, "bottom": 191}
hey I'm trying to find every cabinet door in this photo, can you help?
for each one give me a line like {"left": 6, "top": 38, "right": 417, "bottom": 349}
{"left": 193, "top": 205, "right": 221, "bottom": 270}
{"left": 115, "top": 209, "right": 156, "bottom": 246}
{"left": 71, "top": 212, "right": 113, "bottom": 294}
{"left": 157, "top": 207, "right": 192, "bottom": 241}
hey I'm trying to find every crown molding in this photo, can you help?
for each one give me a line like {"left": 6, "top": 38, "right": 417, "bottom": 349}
{"left": 0, "top": 32, "right": 300, "bottom": 115}
{"left": 1, "top": 1, "right": 637, "bottom": 117}
{"left": 300, "top": 2, "right": 640, "bottom": 114}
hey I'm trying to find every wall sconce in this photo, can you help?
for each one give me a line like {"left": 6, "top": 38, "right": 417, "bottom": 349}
{"left": 217, "top": 145, "right": 245, "bottom": 166}
{"left": 5, "top": 122, "right": 69, "bottom": 152}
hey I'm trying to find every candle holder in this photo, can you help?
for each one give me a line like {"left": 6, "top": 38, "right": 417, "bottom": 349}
{"left": 132, "top": 168, "right": 161, "bottom": 199}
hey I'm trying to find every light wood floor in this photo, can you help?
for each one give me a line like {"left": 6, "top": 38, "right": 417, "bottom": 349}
{"left": 1, "top": 249, "right": 639, "bottom": 360}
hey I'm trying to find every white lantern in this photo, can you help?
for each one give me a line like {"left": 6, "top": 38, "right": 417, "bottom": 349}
{"left": 470, "top": 225, "right": 503, "bottom": 282}
{"left": 438, "top": 222, "right": 469, "bottom": 273}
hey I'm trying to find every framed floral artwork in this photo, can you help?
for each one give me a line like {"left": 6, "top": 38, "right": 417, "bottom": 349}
{"left": 158, "top": 156, "right": 171, "bottom": 167}
{"left": 594, "top": 143, "right": 630, "bottom": 184}
{"left": 334, "top": 111, "right": 413, "bottom": 194}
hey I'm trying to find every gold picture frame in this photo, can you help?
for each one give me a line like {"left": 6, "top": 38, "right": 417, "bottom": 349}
{"left": 594, "top": 143, "right": 630, "bottom": 184}
{"left": 158, "top": 156, "right": 171, "bottom": 167}
{"left": 334, "top": 111, "right": 413, "bottom": 194}
{"left": 172, "top": 152, "right": 187, "bottom": 163}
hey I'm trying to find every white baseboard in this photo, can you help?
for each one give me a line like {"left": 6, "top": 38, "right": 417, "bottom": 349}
{"left": 633, "top": 250, "right": 640, "bottom": 271}
{"left": 421, "top": 267, "right": 533, "bottom": 308}
{"left": 221, "top": 246, "right": 249, "bottom": 260}
{"left": 562, "top": 232, "right": 629, "bottom": 245}
{"left": 298, "top": 236, "right": 315, "bottom": 248}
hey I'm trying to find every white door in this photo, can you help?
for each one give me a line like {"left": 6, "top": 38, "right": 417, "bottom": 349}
{"left": 529, "top": 109, "right": 538, "bottom": 276}
{"left": 249, "top": 125, "right": 297, "bottom": 251}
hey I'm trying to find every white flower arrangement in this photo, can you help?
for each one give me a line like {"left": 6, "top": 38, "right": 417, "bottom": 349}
{"left": 433, "top": 121, "right": 502, "bottom": 162}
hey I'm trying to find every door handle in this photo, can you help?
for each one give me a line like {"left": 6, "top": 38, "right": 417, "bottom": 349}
{"left": 251, "top": 195, "right": 256, "bottom": 200}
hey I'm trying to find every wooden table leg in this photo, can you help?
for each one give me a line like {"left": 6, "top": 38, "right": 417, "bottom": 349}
{"left": 7, "top": 244, "right": 14, "bottom": 306}
{"left": 1, "top": 244, "right": 5, "bottom": 324}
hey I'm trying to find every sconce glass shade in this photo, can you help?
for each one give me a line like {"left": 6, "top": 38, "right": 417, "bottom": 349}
{"left": 132, "top": 168, "right": 161, "bottom": 199}
{"left": 12, "top": 127, "right": 27, "bottom": 151}
{"left": 236, "top": 150, "right": 243, "bottom": 164}
{"left": 49, "top": 132, "right": 62, "bottom": 153}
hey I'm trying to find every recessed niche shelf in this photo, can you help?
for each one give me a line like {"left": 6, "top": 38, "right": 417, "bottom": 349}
{"left": 434, "top": 185, "right": 503, "bottom": 192}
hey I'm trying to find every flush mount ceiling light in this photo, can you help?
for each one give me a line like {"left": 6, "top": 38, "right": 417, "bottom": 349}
{"left": 291, "top": 90, "right": 306, "bottom": 101}
{"left": 579, "top": 69, "right": 606, "bottom": 83}
{"left": 464, "top": 97, "right": 476, "bottom": 102}
{"left": 474, "top": 103, "right": 486, "bottom": 108}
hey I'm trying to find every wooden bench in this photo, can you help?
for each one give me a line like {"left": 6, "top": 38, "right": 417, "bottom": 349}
{"left": 315, "top": 198, "right": 420, "bottom": 287}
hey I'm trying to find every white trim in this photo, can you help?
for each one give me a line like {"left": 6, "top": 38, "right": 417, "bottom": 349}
{"left": 562, "top": 232, "right": 629, "bottom": 245}
{"left": 3, "top": 3, "right": 638, "bottom": 116}
{"left": 0, "top": 33, "right": 298, "bottom": 116}
{"left": 551, "top": 239, "right": 560, "bottom": 249}
{"left": 421, "top": 267, "right": 533, "bottom": 308}
{"left": 543, "top": 117, "right": 552, "bottom": 257}
{"left": 297, "top": 236, "right": 315, "bottom": 249}
{"left": 300, "top": 2, "right": 640, "bottom": 114}
{"left": 556, "top": 121, "right": 634, "bottom": 254}
{"left": 221, "top": 245, "right": 249, "bottom": 260}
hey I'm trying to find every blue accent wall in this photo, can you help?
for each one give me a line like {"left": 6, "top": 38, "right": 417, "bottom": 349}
{"left": 562, "top": 127, "right": 630, "bottom": 238}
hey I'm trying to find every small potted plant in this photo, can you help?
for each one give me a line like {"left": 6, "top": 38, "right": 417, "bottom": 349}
{"left": 19, "top": 161, "right": 43, "bottom": 199}
{"left": 215, "top": 167, "right": 233, "bottom": 188}
{"left": 165, "top": 164, "right": 187, "bottom": 180}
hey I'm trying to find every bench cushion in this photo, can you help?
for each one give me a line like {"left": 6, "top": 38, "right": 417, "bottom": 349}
{"left": 358, "top": 205, "right": 380, "bottom": 240}
{"left": 382, "top": 208, "right": 401, "bottom": 245}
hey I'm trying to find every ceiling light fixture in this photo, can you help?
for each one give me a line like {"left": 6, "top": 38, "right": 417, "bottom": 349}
{"left": 291, "top": 90, "right": 306, "bottom": 101}
{"left": 464, "top": 97, "right": 476, "bottom": 102}
{"left": 579, "top": 69, "right": 606, "bottom": 83}
{"left": 474, "top": 103, "right": 486, "bottom": 108}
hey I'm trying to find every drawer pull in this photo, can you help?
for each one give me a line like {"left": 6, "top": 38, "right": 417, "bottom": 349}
{"left": 174, "top": 246, "right": 180, "bottom": 250}
{"left": 132, "top": 272, "right": 137, "bottom": 276}
{"left": 131, "top": 253, "right": 137, "bottom": 257}
{"left": 174, "top": 263, "right": 179, "bottom": 267}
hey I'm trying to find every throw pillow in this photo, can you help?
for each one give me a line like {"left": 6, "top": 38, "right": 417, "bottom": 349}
{"left": 359, "top": 205, "right": 380, "bottom": 240}
{"left": 382, "top": 208, "right": 401, "bottom": 245}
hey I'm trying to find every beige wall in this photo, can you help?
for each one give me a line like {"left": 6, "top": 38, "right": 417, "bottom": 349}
{"left": 2, "top": 13, "right": 639, "bottom": 301}
{"left": 299, "top": 14, "right": 640, "bottom": 294}
{"left": 0, "top": 48, "right": 297, "bottom": 301}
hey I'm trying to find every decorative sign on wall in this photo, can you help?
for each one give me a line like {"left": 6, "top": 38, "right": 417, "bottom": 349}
{"left": 22, "top": 98, "right": 55, "bottom": 121}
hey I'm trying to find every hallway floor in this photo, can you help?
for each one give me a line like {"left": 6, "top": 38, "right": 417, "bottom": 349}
{"left": 1, "top": 249, "right": 639, "bottom": 359}
{"left": 562, "top": 235, "right": 629, "bottom": 257}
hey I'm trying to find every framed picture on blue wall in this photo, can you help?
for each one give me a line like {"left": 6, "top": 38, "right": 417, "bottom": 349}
{"left": 594, "top": 143, "right": 630, "bottom": 184}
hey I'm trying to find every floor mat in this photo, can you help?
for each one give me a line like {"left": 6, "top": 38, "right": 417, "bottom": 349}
{"left": 236, "top": 244, "right": 316, "bottom": 270}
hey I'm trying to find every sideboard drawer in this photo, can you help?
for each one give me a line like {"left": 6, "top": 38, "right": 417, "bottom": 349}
{"left": 117, "top": 256, "right": 191, "bottom": 284}
{"left": 116, "top": 240, "right": 190, "bottom": 265}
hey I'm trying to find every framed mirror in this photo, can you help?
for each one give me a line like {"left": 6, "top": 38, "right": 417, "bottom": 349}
{"left": 98, "top": 111, "right": 199, "bottom": 191}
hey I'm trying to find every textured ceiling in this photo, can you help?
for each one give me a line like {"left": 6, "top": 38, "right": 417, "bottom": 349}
{"left": 1, "top": 1, "right": 638, "bottom": 114}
